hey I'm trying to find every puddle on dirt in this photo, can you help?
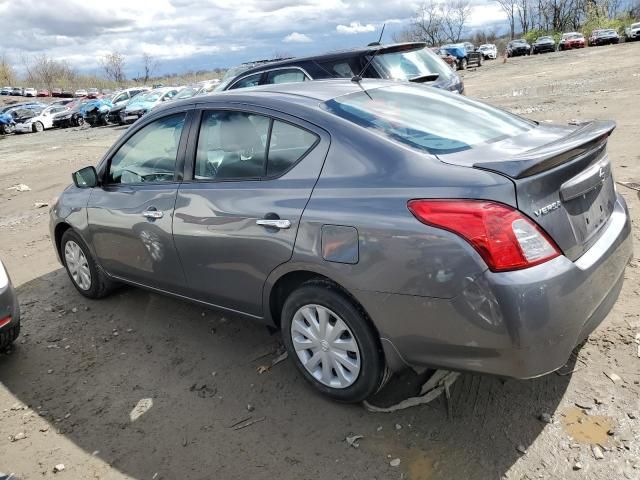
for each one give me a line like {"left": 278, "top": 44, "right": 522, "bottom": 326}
{"left": 406, "top": 451, "right": 435, "bottom": 480}
{"left": 561, "top": 407, "right": 614, "bottom": 445}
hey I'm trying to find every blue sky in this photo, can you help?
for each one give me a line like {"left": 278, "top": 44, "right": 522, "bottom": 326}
{"left": 0, "top": 0, "right": 509, "bottom": 77}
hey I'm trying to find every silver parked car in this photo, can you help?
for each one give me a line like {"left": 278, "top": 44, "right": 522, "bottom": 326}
{"left": 50, "top": 80, "right": 632, "bottom": 402}
{"left": 0, "top": 259, "right": 20, "bottom": 350}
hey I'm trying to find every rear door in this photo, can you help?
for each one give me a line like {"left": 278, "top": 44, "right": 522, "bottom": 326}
{"left": 88, "top": 111, "right": 192, "bottom": 292}
{"left": 173, "top": 106, "right": 329, "bottom": 316}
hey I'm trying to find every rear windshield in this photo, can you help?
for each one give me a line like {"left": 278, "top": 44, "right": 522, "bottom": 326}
{"left": 322, "top": 85, "right": 534, "bottom": 154}
{"left": 372, "top": 46, "right": 454, "bottom": 83}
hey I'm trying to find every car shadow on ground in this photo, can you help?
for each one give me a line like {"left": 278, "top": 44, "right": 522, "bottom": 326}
{"left": 1, "top": 269, "right": 574, "bottom": 480}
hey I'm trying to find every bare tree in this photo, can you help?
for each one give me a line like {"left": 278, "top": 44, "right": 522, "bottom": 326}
{"left": 19, "top": 54, "right": 77, "bottom": 91}
{"left": 100, "top": 52, "right": 126, "bottom": 84}
{"left": 0, "top": 54, "right": 16, "bottom": 85}
{"left": 496, "top": 0, "right": 517, "bottom": 38}
{"left": 141, "top": 53, "right": 158, "bottom": 85}
{"left": 409, "top": 0, "right": 446, "bottom": 45}
{"left": 441, "top": 0, "right": 472, "bottom": 42}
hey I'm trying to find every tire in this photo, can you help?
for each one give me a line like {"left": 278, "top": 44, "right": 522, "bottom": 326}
{"left": 33, "top": 121, "right": 44, "bottom": 133}
{"left": 1, "top": 124, "right": 11, "bottom": 134}
{"left": 0, "top": 323, "right": 20, "bottom": 351}
{"left": 75, "top": 116, "right": 84, "bottom": 127}
{"left": 281, "top": 282, "right": 385, "bottom": 403}
{"left": 61, "top": 229, "right": 115, "bottom": 299}
{"left": 461, "top": 58, "right": 468, "bottom": 70}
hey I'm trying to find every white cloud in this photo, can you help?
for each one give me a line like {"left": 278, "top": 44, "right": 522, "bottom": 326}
{"left": 336, "top": 21, "right": 376, "bottom": 34}
{"left": 283, "top": 32, "right": 312, "bottom": 43}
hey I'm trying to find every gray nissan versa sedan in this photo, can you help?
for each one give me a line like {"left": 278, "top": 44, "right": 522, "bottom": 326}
{"left": 0, "top": 259, "right": 20, "bottom": 350}
{"left": 50, "top": 80, "right": 632, "bottom": 402}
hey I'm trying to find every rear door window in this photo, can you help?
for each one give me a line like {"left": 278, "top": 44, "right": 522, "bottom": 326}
{"left": 194, "top": 111, "right": 269, "bottom": 180}
{"left": 264, "top": 69, "right": 308, "bottom": 85}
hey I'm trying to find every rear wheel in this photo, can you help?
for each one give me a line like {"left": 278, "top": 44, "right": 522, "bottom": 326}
{"left": 281, "top": 282, "right": 385, "bottom": 403}
{"left": 33, "top": 121, "right": 44, "bottom": 133}
{"left": 61, "top": 229, "right": 115, "bottom": 299}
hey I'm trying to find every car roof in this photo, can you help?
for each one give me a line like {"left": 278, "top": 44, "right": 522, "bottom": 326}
{"left": 234, "top": 42, "right": 427, "bottom": 77}
{"left": 153, "top": 78, "right": 403, "bottom": 115}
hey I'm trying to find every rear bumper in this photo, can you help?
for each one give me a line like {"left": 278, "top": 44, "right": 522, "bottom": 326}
{"left": 357, "top": 194, "right": 632, "bottom": 377}
{"left": 0, "top": 280, "right": 20, "bottom": 331}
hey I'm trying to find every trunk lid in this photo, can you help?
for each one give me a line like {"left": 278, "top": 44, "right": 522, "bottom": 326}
{"left": 440, "top": 121, "right": 617, "bottom": 261}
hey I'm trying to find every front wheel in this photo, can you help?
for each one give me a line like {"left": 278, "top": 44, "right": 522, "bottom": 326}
{"left": 61, "top": 230, "right": 115, "bottom": 299}
{"left": 33, "top": 121, "right": 44, "bottom": 133}
{"left": 281, "top": 282, "right": 385, "bottom": 403}
{"left": 460, "top": 58, "right": 468, "bottom": 70}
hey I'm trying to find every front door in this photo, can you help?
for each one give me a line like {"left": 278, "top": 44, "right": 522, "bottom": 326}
{"left": 88, "top": 112, "right": 190, "bottom": 292}
{"left": 173, "top": 108, "right": 328, "bottom": 316}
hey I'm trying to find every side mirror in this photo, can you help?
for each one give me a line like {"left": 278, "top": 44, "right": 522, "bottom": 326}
{"left": 72, "top": 166, "right": 98, "bottom": 188}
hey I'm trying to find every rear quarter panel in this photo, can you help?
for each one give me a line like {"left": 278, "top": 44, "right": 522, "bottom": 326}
{"left": 281, "top": 120, "right": 517, "bottom": 300}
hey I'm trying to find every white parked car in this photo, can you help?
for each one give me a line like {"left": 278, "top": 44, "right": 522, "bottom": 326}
{"left": 625, "top": 22, "right": 640, "bottom": 41}
{"left": 23, "top": 88, "right": 37, "bottom": 97}
{"left": 14, "top": 104, "right": 69, "bottom": 133}
{"left": 478, "top": 44, "right": 498, "bottom": 59}
{"left": 74, "top": 89, "right": 88, "bottom": 97}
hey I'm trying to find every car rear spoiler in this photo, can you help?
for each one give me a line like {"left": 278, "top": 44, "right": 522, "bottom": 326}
{"left": 475, "top": 120, "right": 616, "bottom": 179}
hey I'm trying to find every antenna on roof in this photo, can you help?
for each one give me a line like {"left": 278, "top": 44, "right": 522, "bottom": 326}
{"left": 367, "top": 23, "right": 386, "bottom": 47}
{"left": 352, "top": 23, "right": 386, "bottom": 83}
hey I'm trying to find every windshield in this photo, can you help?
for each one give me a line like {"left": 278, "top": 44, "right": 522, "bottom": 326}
{"left": 598, "top": 30, "right": 616, "bottom": 35}
{"left": 537, "top": 36, "right": 552, "bottom": 41}
{"left": 568, "top": 34, "right": 583, "bottom": 39}
{"left": 174, "top": 86, "right": 199, "bottom": 100}
{"left": 135, "top": 91, "right": 162, "bottom": 103}
{"left": 631, "top": 23, "right": 640, "bottom": 28}
{"left": 322, "top": 85, "right": 533, "bottom": 154}
{"left": 217, "top": 65, "right": 251, "bottom": 90}
{"left": 372, "top": 47, "right": 453, "bottom": 83}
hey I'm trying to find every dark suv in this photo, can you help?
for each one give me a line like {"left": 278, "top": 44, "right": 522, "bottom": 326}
{"left": 216, "top": 42, "right": 464, "bottom": 94}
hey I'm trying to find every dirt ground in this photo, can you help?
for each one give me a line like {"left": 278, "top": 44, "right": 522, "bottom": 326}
{"left": 0, "top": 43, "right": 639, "bottom": 480}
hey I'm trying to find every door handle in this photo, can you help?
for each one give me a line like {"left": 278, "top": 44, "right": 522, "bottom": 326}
{"left": 143, "top": 209, "right": 163, "bottom": 219}
{"left": 256, "top": 219, "right": 291, "bottom": 229}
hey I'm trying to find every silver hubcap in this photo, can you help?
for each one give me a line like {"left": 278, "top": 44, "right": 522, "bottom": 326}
{"left": 64, "top": 240, "right": 91, "bottom": 290}
{"left": 290, "top": 304, "right": 361, "bottom": 389}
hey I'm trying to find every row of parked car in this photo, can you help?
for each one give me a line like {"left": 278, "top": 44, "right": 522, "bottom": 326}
{"left": 0, "top": 79, "right": 223, "bottom": 134}
{"left": 1, "top": 86, "right": 114, "bottom": 98}
{"left": 507, "top": 24, "right": 640, "bottom": 57}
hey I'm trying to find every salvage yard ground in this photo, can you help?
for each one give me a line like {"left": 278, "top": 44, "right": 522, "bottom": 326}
{"left": 0, "top": 43, "right": 639, "bottom": 479}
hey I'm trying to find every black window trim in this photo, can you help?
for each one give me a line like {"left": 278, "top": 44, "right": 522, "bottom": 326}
{"left": 100, "top": 108, "right": 195, "bottom": 188}
{"left": 183, "top": 106, "right": 321, "bottom": 184}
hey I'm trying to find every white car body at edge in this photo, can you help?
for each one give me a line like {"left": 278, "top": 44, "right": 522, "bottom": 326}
{"left": 14, "top": 105, "right": 69, "bottom": 133}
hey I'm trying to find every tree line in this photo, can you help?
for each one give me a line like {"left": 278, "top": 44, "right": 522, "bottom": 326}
{"left": 0, "top": 51, "right": 225, "bottom": 91}
{"left": 395, "top": 0, "right": 640, "bottom": 46}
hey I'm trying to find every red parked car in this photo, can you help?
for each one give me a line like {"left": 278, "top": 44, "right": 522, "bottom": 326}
{"left": 558, "top": 32, "right": 586, "bottom": 50}
{"left": 37, "top": 89, "right": 50, "bottom": 97}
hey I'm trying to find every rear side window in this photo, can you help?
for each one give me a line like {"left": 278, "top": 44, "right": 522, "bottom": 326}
{"left": 322, "top": 84, "right": 533, "bottom": 154}
{"left": 267, "top": 121, "right": 318, "bottom": 176}
{"left": 108, "top": 113, "right": 185, "bottom": 184}
{"left": 265, "top": 69, "right": 308, "bottom": 85}
{"left": 229, "top": 73, "right": 262, "bottom": 90}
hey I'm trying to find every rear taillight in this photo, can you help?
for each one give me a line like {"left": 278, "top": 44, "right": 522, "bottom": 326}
{"left": 0, "top": 316, "right": 11, "bottom": 329}
{"left": 407, "top": 200, "right": 560, "bottom": 272}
